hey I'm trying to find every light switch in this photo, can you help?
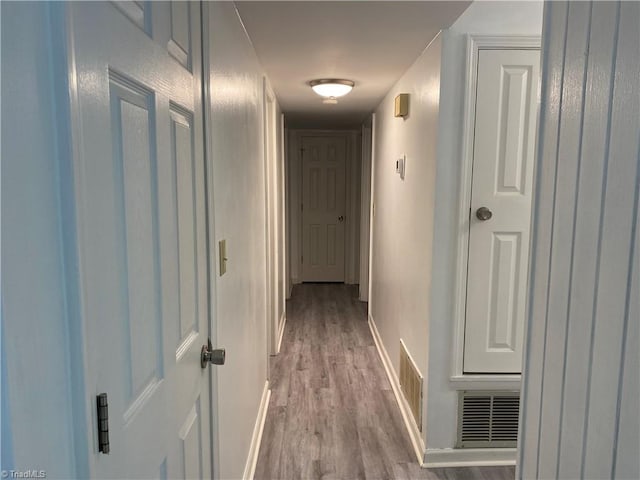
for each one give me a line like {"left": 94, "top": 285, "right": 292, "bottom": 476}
{"left": 396, "top": 155, "right": 406, "bottom": 180}
{"left": 219, "top": 240, "right": 227, "bottom": 276}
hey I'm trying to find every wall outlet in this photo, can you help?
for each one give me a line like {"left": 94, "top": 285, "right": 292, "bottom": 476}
{"left": 396, "top": 155, "right": 406, "bottom": 180}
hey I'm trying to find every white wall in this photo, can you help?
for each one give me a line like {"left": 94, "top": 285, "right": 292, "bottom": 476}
{"left": 425, "top": 0, "right": 543, "bottom": 452}
{"left": 1, "top": 2, "right": 82, "bottom": 477}
{"left": 369, "top": 34, "right": 443, "bottom": 439}
{"left": 519, "top": 2, "right": 639, "bottom": 478}
{"left": 205, "top": 3, "right": 270, "bottom": 478}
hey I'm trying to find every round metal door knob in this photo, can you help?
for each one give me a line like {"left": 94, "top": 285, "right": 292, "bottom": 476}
{"left": 476, "top": 207, "right": 493, "bottom": 221}
{"left": 338, "top": 216, "right": 344, "bottom": 222}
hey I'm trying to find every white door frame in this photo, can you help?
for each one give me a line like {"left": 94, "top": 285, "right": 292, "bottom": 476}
{"left": 263, "top": 80, "right": 280, "bottom": 357}
{"left": 288, "top": 129, "right": 360, "bottom": 285}
{"left": 358, "top": 122, "right": 373, "bottom": 301}
{"left": 200, "top": 2, "right": 221, "bottom": 476}
{"left": 450, "top": 35, "right": 541, "bottom": 386}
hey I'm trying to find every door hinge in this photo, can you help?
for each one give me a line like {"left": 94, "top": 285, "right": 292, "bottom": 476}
{"left": 301, "top": 203, "right": 303, "bottom": 212}
{"left": 301, "top": 255, "right": 303, "bottom": 264}
{"left": 97, "top": 393, "right": 110, "bottom": 454}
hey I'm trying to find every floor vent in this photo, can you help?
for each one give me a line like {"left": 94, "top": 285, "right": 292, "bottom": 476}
{"left": 457, "top": 391, "right": 519, "bottom": 448}
{"left": 399, "top": 340, "right": 423, "bottom": 432}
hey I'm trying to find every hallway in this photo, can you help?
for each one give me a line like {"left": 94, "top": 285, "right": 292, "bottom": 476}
{"left": 254, "top": 284, "right": 515, "bottom": 480}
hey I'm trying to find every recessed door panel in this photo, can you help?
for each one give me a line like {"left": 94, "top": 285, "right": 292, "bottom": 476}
{"left": 495, "top": 66, "right": 533, "bottom": 195}
{"left": 179, "top": 399, "right": 204, "bottom": 480}
{"left": 109, "top": 76, "right": 164, "bottom": 412}
{"left": 171, "top": 106, "right": 199, "bottom": 344}
{"left": 168, "top": 1, "right": 191, "bottom": 69}
{"left": 487, "top": 233, "right": 521, "bottom": 352}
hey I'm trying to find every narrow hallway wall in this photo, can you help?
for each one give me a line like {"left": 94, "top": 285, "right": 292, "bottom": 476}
{"left": 205, "top": 3, "right": 271, "bottom": 478}
{"left": 369, "top": 34, "right": 443, "bottom": 449}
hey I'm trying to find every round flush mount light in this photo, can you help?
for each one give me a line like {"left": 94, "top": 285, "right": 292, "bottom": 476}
{"left": 309, "top": 79, "right": 355, "bottom": 99}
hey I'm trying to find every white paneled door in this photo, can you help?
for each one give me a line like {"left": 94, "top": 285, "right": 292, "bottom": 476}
{"left": 464, "top": 48, "right": 540, "bottom": 373}
{"left": 301, "top": 136, "right": 347, "bottom": 282}
{"left": 68, "top": 2, "right": 212, "bottom": 478}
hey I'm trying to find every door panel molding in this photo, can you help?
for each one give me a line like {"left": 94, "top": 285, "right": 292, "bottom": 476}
{"left": 451, "top": 35, "right": 540, "bottom": 381}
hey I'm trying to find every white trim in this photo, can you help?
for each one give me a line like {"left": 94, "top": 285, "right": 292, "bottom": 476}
{"left": 449, "top": 375, "right": 521, "bottom": 391}
{"left": 367, "top": 114, "right": 376, "bottom": 306}
{"left": 368, "top": 314, "right": 425, "bottom": 466}
{"left": 242, "top": 381, "right": 271, "bottom": 480}
{"left": 358, "top": 122, "right": 373, "bottom": 301}
{"left": 276, "top": 312, "right": 287, "bottom": 354}
{"left": 424, "top": 448, "right": 516, "bottom": 468}
{"left": 451, "top": 34, "right": 542, "bottom": 379}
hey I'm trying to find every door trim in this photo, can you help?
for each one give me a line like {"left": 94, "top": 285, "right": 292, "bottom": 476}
{"left": 450, "top": 35, "right": 540, "bottom": 382}
{"left": 200, "top": 2, "right": 220, "bottom": 477}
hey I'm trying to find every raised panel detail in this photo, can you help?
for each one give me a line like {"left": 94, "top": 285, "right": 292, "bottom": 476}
{"left": 327, "top": 225, "right": 336, "bottom": 266}
{"left": 487, "top": 233, "right": 521, "bottom": 351}
{"left": 170, "top": 105, "right": 198, "bottom": 347}
{"left": 327, "top": 145, "right": 337, "bottom": 161}
{"left": 326, "top": 168, "right": 337, "bottom": 211}
{"left": 495, "top": 66, "right": 532, "bottom": 195}
{"left": 179, "top": 400, "right": 203, "bottom": 480}
{"left": 112, "top": 1, "right": 151, "bottom": 35}
{"left": 109, "top": 73, "right": 164, "bottom": 415}
{"left": 310, "top": 225, "right": 321, "bottom": 265}
{"left": 310, "top": 146, "right": 320, "bottom": 162}
{"left": 168, "top": 2, "right": 191, "bottom": 70}
{"left": 309, "top": 168, "right": 320, "bottom": 210}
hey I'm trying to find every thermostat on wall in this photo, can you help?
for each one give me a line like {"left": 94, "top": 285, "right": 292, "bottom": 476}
{"left": 395, "top": 93, "right": 409, "bottom": 117}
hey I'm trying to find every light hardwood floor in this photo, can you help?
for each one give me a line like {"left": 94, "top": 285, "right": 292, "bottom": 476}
{"left": 254, "top": 284, "right": 515, "bottom": 480}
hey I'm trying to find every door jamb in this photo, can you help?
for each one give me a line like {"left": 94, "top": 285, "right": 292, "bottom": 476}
{"left": 263, "top": 80, "right": 279, "bottom": 358}
{"left": 450, "top": 35, "right": 541, "bottom": 385}
{"left": 200, "top": 2, "right": 220, "bottom": 477}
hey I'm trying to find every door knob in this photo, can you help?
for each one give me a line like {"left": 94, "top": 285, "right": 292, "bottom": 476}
{"left": 201, "top": 339, "right": 225, "bottom": 368}
{"left": 475, "top": 207, "right": 493, "bottom": 221}
{"left": 338, "top": 216, "right": 344, "bottom": 222}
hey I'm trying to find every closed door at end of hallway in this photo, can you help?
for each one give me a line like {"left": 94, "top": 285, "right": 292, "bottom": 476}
{"left": 301, "top": 136, "right": 347, "bottom": 282}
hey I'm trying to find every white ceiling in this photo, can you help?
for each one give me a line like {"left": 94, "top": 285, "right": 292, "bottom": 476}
{"left": 235, "top": 1, "right": 471, "bottom": 129}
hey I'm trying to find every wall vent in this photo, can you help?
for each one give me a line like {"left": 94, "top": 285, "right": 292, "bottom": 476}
{"left": 399, "top": 340, "right": 423, "bottom": 431}
{"left": 457, "top": 391, "right": 519, "bottom": 448}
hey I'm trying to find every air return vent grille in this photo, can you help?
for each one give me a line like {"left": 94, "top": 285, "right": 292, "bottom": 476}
{"left": 457, "top": 391, "right": 519, "bottom": 448}
{"left": 399, "top": 340, "right": 423, "bottom": 431}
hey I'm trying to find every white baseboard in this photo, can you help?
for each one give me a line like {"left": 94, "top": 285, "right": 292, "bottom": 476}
{"left": 368, "top": 314, "right": 425, "bottom": 466}
{"left": 276, "top": 313, "right": 287, "bottom": 353}
{"left": 423, "top": 448, "right": 517, "bottom": 468}
{"left": 242, "top": 381, "right": 271, "bottom": 480}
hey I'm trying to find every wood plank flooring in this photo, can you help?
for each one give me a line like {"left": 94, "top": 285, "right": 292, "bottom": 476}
{"left": 254, "top": 284, "right": 515, "bottom": 480}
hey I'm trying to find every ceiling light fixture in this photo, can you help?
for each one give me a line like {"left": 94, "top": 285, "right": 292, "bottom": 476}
{"left": 309, "top": 79, "right": 355, "bottom": 104}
